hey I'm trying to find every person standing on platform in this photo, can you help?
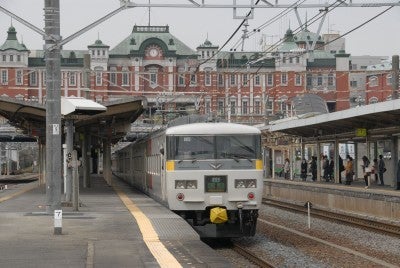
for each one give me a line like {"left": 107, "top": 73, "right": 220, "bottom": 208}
{"left": 361, "top": 155, "right": 370, "bottom": 188}
{"left": 396, "top": 160, "right": 400, "bottom": 190}
{"left": 322, "top": 155, "right": 329, "bottom": 182}
{"left": 284, "top": 158, "right": 290, "bottom": 180}
{"left": 339, "top": 156, "right": 345, "bottom": 184}
{"left": 371, "top": 158, "right": 378, "bottom": 183}
{"left": 300, "top": 158, "right": 308, "bottom": 181}
{"left": 310, "top": 156, "right": 317, "bottom": 181}
{"left": 328, "top": 158, "right": 334, "bottom": 181}
{"left": 344, "top": 154, "right": 354, "bottom": 185}
{"left": 378, "top": 154, "right": 385, "bottom": 186}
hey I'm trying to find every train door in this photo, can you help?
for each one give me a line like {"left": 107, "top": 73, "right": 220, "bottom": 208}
{"left": 160, "top": 142, "right": 167, "bottom": 201}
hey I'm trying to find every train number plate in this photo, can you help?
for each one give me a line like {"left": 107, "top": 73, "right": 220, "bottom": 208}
{"left": 205, "top": 175, "right": 227, "bottom": 192}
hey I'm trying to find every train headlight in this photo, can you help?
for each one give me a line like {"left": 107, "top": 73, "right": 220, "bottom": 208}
{"left": 176, "top": 193, "right": 185, "bottom": 201}
{"left": 235, "top": 179, "right": 257, "bottom": 188}
{"left": 247, "top": 192, "right": 255, "bottom": 200}
{"left": 175, "top": 180, "right": 197, "bottom": 189}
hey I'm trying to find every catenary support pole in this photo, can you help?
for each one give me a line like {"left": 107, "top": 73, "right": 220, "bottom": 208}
{"left": 65, "top": 119, "right": 73, "bottom": 202}
{"left": 392, "top": 55, "right": 399, "bottom": 100}
{"left": 45, "top": 0, "right": 62, "bottom": 214}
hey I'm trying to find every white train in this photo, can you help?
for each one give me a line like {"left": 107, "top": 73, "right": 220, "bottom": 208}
{"left": 114, "top": 116, "right": 263, "bottom": 238}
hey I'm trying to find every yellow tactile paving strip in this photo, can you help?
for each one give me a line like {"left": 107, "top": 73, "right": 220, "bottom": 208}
{"left": 113, "top": 186, "right": 183, "bottom": 268}
{"left": 0, "top": 182, "right": 38, "bottom": 203}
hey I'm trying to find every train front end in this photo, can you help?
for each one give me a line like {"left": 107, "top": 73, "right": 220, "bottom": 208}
{"left": 165, "top": 123, "right": 263, "bottom": 238}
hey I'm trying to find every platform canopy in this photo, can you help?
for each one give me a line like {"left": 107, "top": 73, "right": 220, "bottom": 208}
{"left": 262, "top": 99, "right": 400, "bottom": 142}
{"left": 0, "top": 96, "right": 146, "bottom": 143}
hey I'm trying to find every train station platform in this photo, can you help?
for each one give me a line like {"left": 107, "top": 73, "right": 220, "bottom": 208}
{"left": 0, "top": 174, "right": 231, "bottom": 268}
{"left": 264, "top": 177, "right": 400, "bottom": 225}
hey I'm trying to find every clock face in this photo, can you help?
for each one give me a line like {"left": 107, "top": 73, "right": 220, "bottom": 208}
{"left": 149, "top": 48, "right": 159, "bottom": 57}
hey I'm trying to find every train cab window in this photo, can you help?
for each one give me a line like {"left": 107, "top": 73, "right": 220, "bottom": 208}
{"left": 216, "top": 135, "right": 261, "bottom": 160}
{"left": 167, "top": 136, "right": 214, "bottom": 160}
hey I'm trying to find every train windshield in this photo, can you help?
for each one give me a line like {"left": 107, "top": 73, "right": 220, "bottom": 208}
{"left": 166, "top": 135, "right": 261, "bottom": 160}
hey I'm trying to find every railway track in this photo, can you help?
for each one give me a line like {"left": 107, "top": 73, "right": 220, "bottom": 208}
{"left": 232, "top": 243, "right": 276, "bottom": 268}
{"left": 263, "top": 198, "right": 400, "bottom": 236}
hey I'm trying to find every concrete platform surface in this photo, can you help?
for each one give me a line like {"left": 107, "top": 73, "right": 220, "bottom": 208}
{"left": 0, "top": 175, "right": 231, "bottom": 268}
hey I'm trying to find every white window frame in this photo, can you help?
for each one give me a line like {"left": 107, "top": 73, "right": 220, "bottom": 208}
{"left": 178, "top": 73, "right": 185, "bottom": 86}
{"left": 295, "top": 73, "right": 302, "bottom": 86}
{"left": 69, "top": 72, "right": 77, "bottom": 86}
{"left": 110, "top": 67, "right": 117, "bottom": 85}
{"left": 16, "top": 70, "right": 23, "bottom": 85}
{"left": 281, "top": 73, "right": 288, "bottom": 86}
{"left": 242, "top": 74, "right": 248, "bottom": 86}
{"left": 369, "top": 76, "right": 378, "bottom": 87}
{"left": 267, "top": 73, "right": 273, "bottom": 86}
{"left": 242, "top": 99, "right": 249, "bottom": 115}
{"left": 190, "top": 74, "right": 197, "bottom": 86}
{"left": 218, "top": 73, "right": 224, "bottom": 86}
{"left": 254, "top": 99, "right": 261, "bottom": 115}
{"left": 30, "top": 71, "right": 37, "bottom": 86}
{"left": 230, "top": 74, "right": 236, "bottom": 86}
{"left": 1, "top": 70, "right": 8, "bottom": 85}
{"left": 205, "top": 71, "right": 211, "bottom": 86}
{"left": 386, "top": 74, "right": 392, "bottom": 85}
{"left": 254, "top": 75, "right": 260, "bottom": 86}
{"left": 328, "top": 73, "right": 335, "bottom": 86}
{"left": 122, "top": 67, "right": 129, "bottom": 86}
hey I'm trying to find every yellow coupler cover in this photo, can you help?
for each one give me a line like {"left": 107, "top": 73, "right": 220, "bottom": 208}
{"left": 210, "top": 207, "right": 228, "bottom": 224}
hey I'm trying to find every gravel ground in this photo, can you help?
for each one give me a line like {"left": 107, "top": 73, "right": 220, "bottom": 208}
{"left": 231, "top": 204, "right": 400, "bottom": 267}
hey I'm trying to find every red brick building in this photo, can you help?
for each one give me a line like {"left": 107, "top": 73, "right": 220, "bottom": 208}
{"left": 0, "top": 24, "right": 357, "bottom": 124}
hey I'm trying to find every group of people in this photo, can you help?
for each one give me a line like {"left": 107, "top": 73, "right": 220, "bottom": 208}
{"left": 281, "top": 154, "right": 387, "bottom": 186}
{"left": 341, "top": 154, "right": 385, "bottom": 186}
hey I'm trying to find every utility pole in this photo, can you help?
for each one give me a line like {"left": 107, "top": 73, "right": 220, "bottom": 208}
{"left": 44, "top": 0, "right": 62, "bottom": 214}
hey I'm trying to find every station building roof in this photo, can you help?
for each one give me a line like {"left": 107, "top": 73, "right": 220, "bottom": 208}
{"left": 263, "top": 99, "right": 400, "bottom": 142}
{"left": 0, "top": 96, "right": 146, "bottom": 143}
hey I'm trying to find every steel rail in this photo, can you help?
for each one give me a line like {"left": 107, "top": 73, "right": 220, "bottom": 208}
{"left": 232, "top": 243, "right": 277, "bottom": 268}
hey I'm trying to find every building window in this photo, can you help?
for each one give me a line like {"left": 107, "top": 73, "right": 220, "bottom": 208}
{"left": 9, "top": 55, "right": 13, "bottom": 62}
{"left": 282, "top": 57, "right": 286, "bottom": 64}
{"left": 267, "top": 74, "right": 273, "bottom": 86}
{"left": 242, "top": 100, "right": 248, "bottom": 115}
{"left": 328, "top": 73, "right": 334, "bottom": 86}
{"left": 281, "top": 73, "right": 288, "bottom": 86}
{"left": 178, "top": 74, "right": 185, "bottom": 86}
{"left": 386, "top": 74, "right": 392, "bottom": 85}
{"left": 29, "top": 71, "right": 37, "bottom": 86}
{"left": 242, "top": 74, "right": 248, "bottom": 86}
{"left": 17, "top": 55, "right": 21, "bottom": 62}
{"left": 369, "top": 76, "right": 378, "bottom": 87}
{"left": 97, "top": 50, "right": 100, "bottom": 56}
{"left": 16, "top": 70, "right": 23, "bottom": 85}
{"left": 205, "top": 71, "right": 211, "bottom": 86}
{"left": 306, "top": 74, "right": 312, "bottom": 87}
{"left": 150, "top": 72, "right": 157, "bottom": 87}
{"left": 102, "top": 50, "right": 106, "bottom": 56}
{"left": 266, "top": 98, "right": 273, "bottom": 113}
{"left": 218, "top": 100, "right": 224, "bottom": 115}
{"left": 43, "top": 71, "right": 46, "bottom": 86}
{"left": 93, "top": 71, "right": 101, "bottom": 86}
{"left": 69, "top": 72, "right": 77, "bottom": 86}
{"left": 230, "top": 101, "right": 236, "bottom": 115}
{"left": 91, "top": 50, "right": 95, "bottom": 56}
{"left": 218, "top": 74, "right": 224, "bottom": 86}
{"left": 295, "top": 73, "right": 302, "bottom": 86}
{"left": 205, "top": 98, "right": 211, "bottom": 114}
{"left": 190, "top": 74, "right": 197, "bottom": 86}
{"left": 2, "top": 55, "right": 5, "bottom": 62}
{"left": 254, "top": 75, "right": 260, "bottom": 86}
{"left": 317, "top": 74, "right": 323, "bottom": 86}
{"left": 201, "top": 51, "right": 204, "bottom": 58}
{"left": 1, "top": 70, "right": 8, "bottom": 84}
{"left": 254, "top": 100, "right": 261, "bottom": 114}
{"left": 369, "top": 97, "right": 378, "bottom": 104}
{"left": 122, "top": 68, "right": 129, "bottom": 85}
{"left": 110, "top": 67, "right": 116, "bottom": 85}
{"left": 230, "top": 74, "right": 236, "bottom": 86}
{"left": 350, "top": 80, "right": 358, "bottom": 88}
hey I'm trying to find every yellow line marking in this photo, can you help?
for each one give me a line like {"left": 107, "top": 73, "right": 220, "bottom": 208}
{"left": 114, "top": 186, "right": 182, "bottom": 268}
{"left": 0, "top": 182, "right": 38, "bottom": 203}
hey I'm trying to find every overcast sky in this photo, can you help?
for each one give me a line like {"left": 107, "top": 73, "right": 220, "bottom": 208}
{"left": 0, "top": 0, "right": 399, "bottom": 58}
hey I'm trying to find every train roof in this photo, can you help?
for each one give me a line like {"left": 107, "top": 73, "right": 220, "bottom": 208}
{"left": 166, "top": 122, "right": 261, "bottom": 135}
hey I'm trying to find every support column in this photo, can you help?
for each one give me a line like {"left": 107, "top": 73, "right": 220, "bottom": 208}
{"left": 272, "top": 149, "right": 276, "bottom": 179}
{"left": 65, "top": 119, "right": 73, "bottom": 202}
{"left": 316, "top": 141, "right": 321, "bottom": 182}
{"left": 392, "top": 136, "right": 398, "bottom": 188}
{"left": 103, "top": 140, "right": 112, "bottom": 185}
{"left": 45, "top": 0, "right": 62, "bottom": 214}
{"left": 334, "top": 139, "right": 339, "bottom": 183}
{"left": 82, "top": 129, "right": 91, "bottom": 188}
